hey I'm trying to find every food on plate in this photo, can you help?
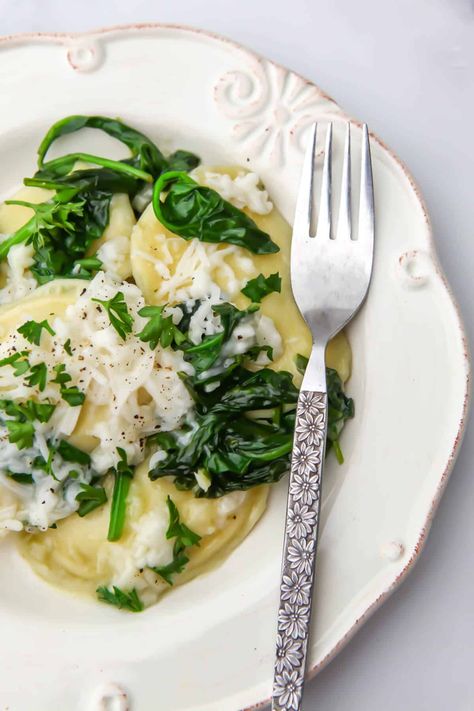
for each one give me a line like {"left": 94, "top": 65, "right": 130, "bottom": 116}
{"left": 0, "top": 116, "right": 354, "bottom": 610}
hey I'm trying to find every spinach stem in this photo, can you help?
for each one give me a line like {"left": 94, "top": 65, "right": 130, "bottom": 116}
{"left": 42, "top": 153, "right": 153, "bottom": 182}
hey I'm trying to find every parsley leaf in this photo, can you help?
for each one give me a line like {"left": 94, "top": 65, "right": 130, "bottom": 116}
{"left": 107, "top": 448, "right": 134, "bottom": 542}
{"left": 63, "top": 338, "right": 73, "bottom": 356}
{"left": 33, "top": 445, "right": 56, "bottom": 480}
{"left": 241, "top": 272, "right": 281, "bottom": 303}
{"left": 52, "top": 364, "right": 85, "bottom": 406}
{"left": 0, "top": 351, "right": 31, "bottom": 376}
{"left": 76, "top": 482, "right": 107, "bottom": 517}
{"left": 137, "top": 305, "right": 186, "bottom": 350}
{"left": 0, "top": 398, "right": 57, "bottom": 450}
{"left": 61, "top": 387, "right": 85, "bottom": 407}
{"left": 92, "top": 291, "right": 133, "bottom": 340}
{"left": 0, "top": 189, "right": 110, "bottom": 286}
{"left": 150, "top": 552, "right": 190, "bottom": 586}
{"left": 165, "top": 496, "right": 201, "bottom": 548}
{"left": 5, "top": 421, "right": 34, "bottom": 449}
{"left": 0, "top": 399, "right": 55, "bottom": 424}
{"left": 24, "top": 401, "right": 56, "bottom": 423}
{"left": 56, "top": 439, "right": 91, "bottom": 465}
{"left": 96, "top": 585, "right": 144, "bottom": 613}
{"left": 25, "top": 362, "right": 48, "bottom": 392}
{"left": 17, "top": 319, "right": 55, "bottom": 345}
{"left": 52, "top": 363, "right": 71, "bottom": 386}
{"left": 149, "top": 496, "right": 201, "bottom": 585}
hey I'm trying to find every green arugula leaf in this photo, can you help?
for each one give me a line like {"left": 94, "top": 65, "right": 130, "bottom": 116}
{"left": 149, "top": 496, "right": 201, "bottom": 585}
{"left": 96, "top": 585, "right": 144, "bottom": 613}
{"left": 152, "top": 171, "right": 279, "bottom": 255}
{"left": 241, "top": 272, "right": 281, "bottom": 303}
{"left": 107, "top": 448, "right": 134, "bottom": 542}
{"left": 76, "top": 482, "right": 107, "bottom": 517}
{"left": 137, "top": 305, "right": 186, "bottom": 350}
{"left": 25, "top": 362, "right": 48, "bottom": 392}
{"left": 17, "top": 319, "right": 55, "bottom": 345}
{"left": 92, "top": 291, "right": 133, "bottom": 340}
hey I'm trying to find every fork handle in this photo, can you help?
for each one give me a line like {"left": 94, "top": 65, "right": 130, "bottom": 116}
{"left": 272, "top": 364, "right": 327, "bottom": 710}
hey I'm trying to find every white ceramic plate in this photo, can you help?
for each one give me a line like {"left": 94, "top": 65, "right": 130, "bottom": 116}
{"left": 0, "top": 24, "right": 470, "bottom": 711}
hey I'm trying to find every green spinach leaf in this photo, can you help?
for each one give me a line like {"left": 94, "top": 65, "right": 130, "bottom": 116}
{"left": 152, "top": 171, "right": 279, "bottom": 255}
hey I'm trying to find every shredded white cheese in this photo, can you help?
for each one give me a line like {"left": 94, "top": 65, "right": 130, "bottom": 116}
{"left": 0, "top": 240, "right": 37, "bottom": 304}
{"left": 192, "top": 169, "right": 273, "bottom": 215}
{"left": 97, "top": 235, "right": 132, "bottom": 281}
{"left": 0, "top": 272, "right": 195, "bottom": 530}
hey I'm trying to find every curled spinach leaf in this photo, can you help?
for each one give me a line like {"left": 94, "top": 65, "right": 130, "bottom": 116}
{"left": 37, "top": 115, "right": 168, "bottom": 176}
{"left": 37, "top": 115, "right": 199, "bottom": 179}
{"left": 152, "top": 171, "right": 279, "bottom": 255}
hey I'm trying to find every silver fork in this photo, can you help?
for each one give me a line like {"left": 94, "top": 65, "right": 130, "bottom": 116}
{"left": 272, "top": 122, "right": 374, "bottom": 711}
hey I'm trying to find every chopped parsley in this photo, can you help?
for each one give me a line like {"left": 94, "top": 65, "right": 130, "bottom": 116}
{"left": 17, "top": 319, "right": 55, "bottom": 345}
{"left": 0, "top": 398, "right": 55, "bottom": 450}
{"left": 0, "top": 351, "right": 31, "bottom": 376}
{"left": 63, "top": 338, "right": 73, "bottom": 356}
{"left": 5, "top": 420, "right": 34, "bottom": 449}
{"left": 92, "top": 291, "right": 133, "bottom": 340}
{"left": 52, "top": 364, "right": 85, "bottom": 406}
{"left": 76, "top": 482, "right": 107, "bottom": 517}
{"left": 149, "top": 496, "right": 201, "bottom": 585}
{"left": 96, "top": 585, "right": 144, "bottom": 612}
{"left": 241, "top": 272, "right": 281, "bottom": 303}
{"left": 25, "top": 362, "right": 48, "bottom": 392}
{"left": 60, "top": 387, "right": 85, "bottom": 407}
{"left": 137, "top": 305, "right": 186, "bottom": 350}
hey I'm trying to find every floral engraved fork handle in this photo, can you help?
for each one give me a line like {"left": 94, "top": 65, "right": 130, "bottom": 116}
{"left": 272, "top": 390, "right": 327, "bottom": 711}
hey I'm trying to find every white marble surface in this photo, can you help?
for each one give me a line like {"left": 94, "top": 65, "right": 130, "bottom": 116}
{"left": 0, "top": 0, "right": 472, "bottom": 709}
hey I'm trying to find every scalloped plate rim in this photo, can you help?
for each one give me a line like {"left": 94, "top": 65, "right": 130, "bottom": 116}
{"left": 0, "top": 22, "right": 470, "bottom": 711}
